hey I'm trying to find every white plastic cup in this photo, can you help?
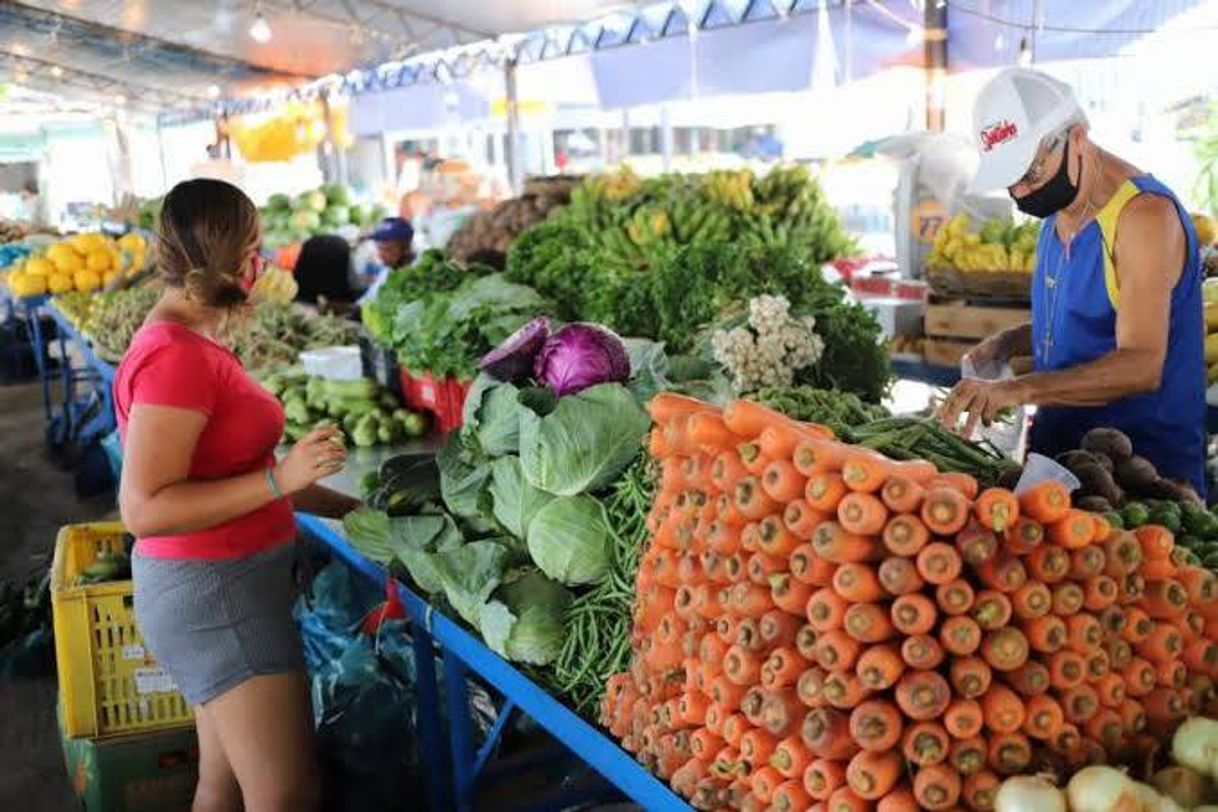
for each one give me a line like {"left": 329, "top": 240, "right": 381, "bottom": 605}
{"left": 1014, "top": 452, "right": 1081, "bottom": 496}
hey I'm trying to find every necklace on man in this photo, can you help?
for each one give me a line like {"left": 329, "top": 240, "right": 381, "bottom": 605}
{"left": 1042, "top": 152, "right": 1105, "bottom": 362}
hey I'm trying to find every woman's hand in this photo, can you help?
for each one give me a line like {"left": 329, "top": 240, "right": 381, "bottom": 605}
{"left": 275, "top": 425, "right": 346, "bottom": 495}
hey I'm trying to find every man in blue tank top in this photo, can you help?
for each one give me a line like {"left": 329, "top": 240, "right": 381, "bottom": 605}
{"left": 938, "top": 68, "right": 1207, "bottom": 497}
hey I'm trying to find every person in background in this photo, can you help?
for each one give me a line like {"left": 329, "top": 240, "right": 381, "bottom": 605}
{"left": 938, "top": 68, "right": 1206, "bottom": 496}
{"left": 293, "top": 234, "right": 355, "bottom": 314}
{"left": 116, "top": 178, "right": 361, "bottom": 812}
{"left": 356, "top": 217, "right": 415, "bottom": 304}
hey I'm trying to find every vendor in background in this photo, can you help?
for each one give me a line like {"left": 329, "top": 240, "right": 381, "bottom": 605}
{"left": 355, "top": 216, "right": 415, "bottom": 304}
{"left": 938, "top": 68, "right": 1206, "bottom": 496}
{"left": 293, "top": 233, "right": 356, "bottom": 316}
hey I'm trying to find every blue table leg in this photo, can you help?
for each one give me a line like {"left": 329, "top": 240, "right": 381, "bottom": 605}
{"left": 443, "top": 649, "right": 477, "bottom": 812}
{"left": 25, "top": 304, "right": 52, "bottom": 421}
{"left": 410, "top": 621, "right": 452, "bottom": 812}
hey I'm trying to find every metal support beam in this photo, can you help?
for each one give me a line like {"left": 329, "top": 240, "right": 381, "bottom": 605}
{"left": 503, "top": 57, "right": 523, "bottom": 195}
{"left": 924, "top": 0, "right": 948, "bottom": 132}
{"left": 659, "top": 105, "right": 674, "bottom": 173}
{"left": 0, "top": 49, "right": 207, "bottom": 108}
{"left": 261, "top": 0, "right": 493, "bottom": 47}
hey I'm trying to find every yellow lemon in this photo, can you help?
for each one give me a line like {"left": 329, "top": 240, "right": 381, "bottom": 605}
{"left": 52, "top": 251, "right": 84, "bottom": 274}
{"left": 25, "top": 257, "right": 54, "bottom": 276}
{"left": 86, "top": 251, "right": 111, "bottom": 272}
{"left": 102, "top": 271, "right": 118, "bottom": 287}
{"left": 46, "top": 242, "right": 78, "bottom": 265}
{"left": 48, "top": 273, "right": 74, "bottom": 294}
{"left": 118, "top": 233, "right": 146, "bottom": 253}
{"left": 73, "top": 270, "right": 102, "bottom": 292}
{"left": 9, "top": 271, "right": 47, "bottom": 297}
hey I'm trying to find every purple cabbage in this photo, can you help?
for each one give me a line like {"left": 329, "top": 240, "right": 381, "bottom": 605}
{"left": 533, "top": 323, "right": 630, "bottom": 397}
{"left": 480, "top": 316, "right": 552, "bottom": 382}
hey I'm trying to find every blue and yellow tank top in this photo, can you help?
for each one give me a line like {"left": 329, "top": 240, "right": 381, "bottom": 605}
{"left": 1029, "top": 175, "right": 1206, "bottom": 496}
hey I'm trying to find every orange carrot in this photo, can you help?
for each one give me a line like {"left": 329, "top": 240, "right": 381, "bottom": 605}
{"left": 1135, "top": 525, "right": 1175, "bottom": 561}
{"left": 856, "top": 643, "right": 905, "bottom": 691}
{"left": 982, "top": 684, "right": 1025, "bottom": 734}
{"left": 1049, "top": 723, "right": 1083, "bottom": 762}
{"left": 1178, "top": 565, "right": 1218, "bottom": 605}
{"left": 882, "top": 514, "right": 931, "bottom": 557}
{"left": 677, "top": 691, "right": 712, "bottom": 726}
{"left": 1060, "top": 684, "right": 1100, "bottom": 725}
{"left": 1049, "top": 509, "right": 1096, "bottom": 549}
{"left": 821, "top": 672, "right": 869, "bottom": 711}
{"left": 750, "top": 764, "right": 785, "bottom": 804}
{"left": 803, "top": 757, "right": 847, "bottom": 801}
{"left": 879, "top": 556, "right": 925, "bottom": 597}
{"left": 849, "top": 699, "right": 905, "bottom": 752}
{"left": 1012, "top": 582, "right": 1053, "bottom": 620}
{"left": 710, "top": 449, "right": 748, "bottom": 489}
{"left": 975, "top": 488, "right": 1020, "bottom": 532}
{"left": 960, "top": 770, "right": 1000, "bottom": 811}
{"left": 950, "top": 656, "right": 993, "bottom": 700}
{"left": 721, "top": 714, "right": 749, "bottom": 749}
{"left": 832, "top": 562, "right": 885, "bottom": 604}
{"left": 976, "top": 555, "right": 1028, "bottom": 594}
{"left": 770, "top": 778, "right": 812, "bottom": 812}
{"left": 971, "top": 590, "right": 1013, "bottom": 630}
{"left": 797, "top": 666, "right": 828, "bottom": 708}
{"left": 1086, "top": 648, "right": 1112, "bottom": 682}
{"left": 708, "top": 673, "right": 747, "bottom": 710}
{"left": 759, "top": 423, "right": 807, "bottom": 462}
{"left": 913, "top": 763, "right": 963, "bottom": 809}
{"left": 1018, "top": 480, "right": 1071, "bottom": 524}
{"left": 761, "top": 689, "right": 806, "bottom": 738}
{"left": 1099, "top": 605, "right": 1127, "bottom": 637}
{"left": 944, "top": 698, "right": 984, "bottom": 739}
{"left": 1142, "top": 580, "right": 1189, "bottom": 620}
{"left": 895, "top": 670, "right": 951, "bottom": 721}
{"left": 707, "top": 520, "right": 742, "bottom": 555}
{"left": 921, "top": 487, "right": 970, "bottom": 535}
{"left": 806, "top": 472, "right": 850, "bottom": 513}
{"left": 1183, "top": 639, "right": 1218, "bottom": 674}
{"left": 880, "top": 475, "right": 925, "bottom": 514}
{"left": 1095, "top": 672, "right": 1127, "bottom": 709}
{"left": 1022, "top": 615, "right": 1068, "bottom": 654}
{"left": 771, "top": 575, "right": 814, "bottom": 617}
{"left": 1026, "top": 544, "right": 1070, "bottom": 584}
{"left": 827, "top": 786, "right": 871, "bottom": 812}
{"left": 1157, "top": 660, "right": 1187, "bottom": 690}
{"left": 902, "top": 634, "right": 946, "bottom": 670}
{"left": 789, "top": 543, "right": 824, "bottom": 585}
{"left": 806, "top": 588, "right": 849, "bottom": 633}
{"left": 813, "top": 629, "right": 863, "bottom": 673}
{"left": 940, "top": 616, "right": 984, "bottom": 658}
{"left": 956, "top": 523, "right": 999, "bottom": 567}
{"left": 732, "top": 582, "right": 777, "bottom": 618}
{"left": 841, "top": 455, "right": 892, "bottom": 494}
{"left": 763, "top": 648, "right": 808, "bottom": 691}
{"left": 717, "top": 492, "right": 745, "bottom": 526}
{"left": 760, "top": 610, "right": 803, "bottom": 649}
{"left": 733, "top": 616, "right": 767, "bottom": 653}
{"left": 1048, "top": 650, "right": 1087, "bottom": 690}
{"left": 1143, "top": 688, "right": 1186, "bottom": 727}
{"left": 980, "top": 627, "right": 1029, "bottom": 672}
{"left": 812, "top": 522, "right": 877, "bottom": 565}
{"left": 745, "top": 552, "right": 783, "bottom": 588}
{"left": 1085, "top": 708, "right": 1124, "bottom": 750}
{"left": 721, "top": 397, "right": 786, "bottom": 436}
{"left": 762, "top": 459, "right": 808, "bottom": 504}
{"left": 931, "top": 471, "right": 980, "bottom": 499}
{"left": 1116, "top": 699, "right": 1148, "bottom": 735}
{"left": 1104, "top": 531, "right": 1143, "bottom": 579}
{"left": 715, "top": 615, "right": 741, "bottom": 645}
{"left": 651, "top": 392, "right": 717, "bottom": 423}
{"left": 1022, "top": 693, "right": 1065, "bottom": 741}
{"left": 1065, "top": 614, "right": 1104, "bottom": 654}
{"left": 846, "top": 750, "right": 903, "bottom": 800}
{"left": 758, "top": 516, "right": 800, "bottom": 558}
{"left": 916, "top": 542, "right": 963, "bottom": 586}
{"left": 700, "top": 550, "right": 730, "bottom": 584}
{"left": 837, "top": 492, "right": 889, "bottom": 536}
{"left": 1120, "top": 572, "right": 1147, "bottom": 604}
{"left": 949, "top": 736, "right": 988, "bottom": 777}
{"left": 1069, "top": 545, "right": 1107, "bottom": 581}
{"left": 1006, "top": 661, "right": 1051, "bottom": 697}
{"left": 1142, "top": 559, "right": 1181, "bottom": 581}
{"left": 891, "top": 593, "right": 938, "bottom": 636}
{"left": 724, "top": 645, "right": 763, "bottom": 686}
{"left": 1121, "top": 607, "right": 1154, "bottom": 645}
{"left": 800, "top": 707, "right": 858, "bottom": 760}
{"left": 876, "top": 786, "right": 919, "bottom": 812}
{"left": 904, "top": 721, "right": 951, "bottom": 768}
{"left": 740, "top": 727, "right": 780, "bottom": 769}
{"left": 793, "top": 437, "right": 845, "bottom": 477}
{"left": 737, "top": 476, "right": 780, "bottom": 521}
{"left": 1051, "top": 582, "right": 1085, "bottom": 616}
{"left": 987, "top": 731, "right": 1033, "bottom": 775}
{"left": 844, "top": 603, "right": 896, "bottom": 644}
{"left": 784, "top": 500, "right": 824, "bottom": 542}
{"left": 648, "top": 427, "right": 672, "bottom": 458}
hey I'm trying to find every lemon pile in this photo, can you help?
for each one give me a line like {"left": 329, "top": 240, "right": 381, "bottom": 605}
{"left": 928, "top": 213, "right": 1039, "bottom": 273}
{"left": 5, "top": 232, "right": 147, "bottom": 298}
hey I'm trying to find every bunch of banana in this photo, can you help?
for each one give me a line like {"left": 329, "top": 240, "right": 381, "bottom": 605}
{"left": 624, "top": 204, "right": 672, "bottom": 249}
{"left": 703, "top": 169, "right": 754, "bottom": 211}
{"left": 928, "top": 213, "right": 1038, "bottom": 273}
{"left": 753, "top": 164, "right": 813, "bottom": 211}
{"left": 250, "top": 265, "right": 298, "bottom": 304}
{"left": 670, "top": 198, "right": 731, "bottom": 244}
{"left": 584, "top": 166, "right": 643, "bottom": 204}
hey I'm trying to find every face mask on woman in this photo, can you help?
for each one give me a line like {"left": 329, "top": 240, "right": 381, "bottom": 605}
{"left": 1012, "top": 138, "right": 1082, "bottom": 219}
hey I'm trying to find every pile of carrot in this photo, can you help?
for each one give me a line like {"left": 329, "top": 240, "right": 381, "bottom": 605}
{"left": 600, "top": 393, "right": 1218, "bottom": 811}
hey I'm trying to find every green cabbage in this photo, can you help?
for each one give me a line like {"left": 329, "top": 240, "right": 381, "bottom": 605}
{"left": 462, "top": 376, "right": 523, "bottom": 457}
{"left": 526, "top": 494, "right": 610, "bottom": 585}
{"left": 489, "top": 456, "right": 553, "bottom": 539}
{"left": 437, "top": 433, "right": 491, "bottom": 520}
{"left": 478, "top": 570, "right": 571, "bottom": 666}
{"left": 424, "top": 540, "right": 512, "bottom": 627}
{"left": 518, "top": 383, "right": 649, "bottom": 496}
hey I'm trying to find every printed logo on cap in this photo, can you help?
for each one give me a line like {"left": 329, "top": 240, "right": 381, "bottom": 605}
{"left": 980, "top": 120, "right": 1019, "bottom": 152}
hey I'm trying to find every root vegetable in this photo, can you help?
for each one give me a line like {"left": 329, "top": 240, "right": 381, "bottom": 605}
{"left": 1150, "top": 765, "right": 1211, "bottom": 809}
{"left": 994, "top": 775, "right": 1068, "bottom": 812}
{"left": 1171, "top": 716, "right": 1218, "bottom": 782}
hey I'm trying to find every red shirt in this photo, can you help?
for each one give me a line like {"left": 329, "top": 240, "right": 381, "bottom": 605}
{"left": 114, "top": 321, "right": 294, "bottom": 560}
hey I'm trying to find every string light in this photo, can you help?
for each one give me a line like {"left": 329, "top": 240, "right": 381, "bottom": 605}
{"left": 207, "top": 84, "right": 221, "bottom": 98}
{"left": 50, "top": 65, "right": 63, "bottom": 78}
{"left": 249, "top": 9, "right": 272, "bottom": 43}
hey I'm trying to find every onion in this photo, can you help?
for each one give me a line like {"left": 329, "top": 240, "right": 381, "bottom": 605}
{"left": 1066, "top": 766, "right": 1145, "bottom": 812}
{"left": 994, "top": 776, "right": 1067, "bottom": 812}
{"left": 1150, "top": 765, "right": 1211, "bottom": 809}
{"left": 1172, "top": 716, "right": 1218, "bottom": 781}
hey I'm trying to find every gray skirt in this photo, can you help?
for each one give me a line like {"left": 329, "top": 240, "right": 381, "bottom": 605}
{"left": 132, "top": 541, "right": 304, "bottom": 706}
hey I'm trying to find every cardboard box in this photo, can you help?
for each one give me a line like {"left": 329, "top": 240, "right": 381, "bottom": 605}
{"left": 59, "top": 700, "right": 198, "bottom": 812}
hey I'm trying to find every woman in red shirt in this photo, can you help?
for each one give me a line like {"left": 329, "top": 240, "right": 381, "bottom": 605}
{"left": 115, "top": 178, "right": 355, "bottom": 812}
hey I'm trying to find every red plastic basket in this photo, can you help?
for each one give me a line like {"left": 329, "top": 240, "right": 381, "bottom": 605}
{"left": 398, "top": 369, "right": 472, "bottom": 435}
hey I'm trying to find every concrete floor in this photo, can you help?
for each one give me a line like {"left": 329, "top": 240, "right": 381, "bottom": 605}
{"left": 0, "top": 381, "right": 113, "bottom": 812}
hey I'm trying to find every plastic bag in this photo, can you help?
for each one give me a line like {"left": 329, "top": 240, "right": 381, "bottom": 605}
{"left": 1014, "top": 452, "right": 1081, "bottom": 496}
{"left": 960, "top": 355, "right": 1028, "bottom": 458}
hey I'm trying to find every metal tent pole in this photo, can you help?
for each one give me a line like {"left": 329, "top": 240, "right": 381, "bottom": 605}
{"left": 504, "top": 57, "right": 523, "bottom": 195}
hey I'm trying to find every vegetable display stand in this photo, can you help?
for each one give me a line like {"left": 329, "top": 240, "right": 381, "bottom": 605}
{"left": 296, "top": 513, "right": 690, "bottom": 812}
{"left": 52, "top": 522, "right": 193, "bottom": 739}
{"left": 58, "top": 702, "right": 197, "bottom": 812}
{"left": 399, "top": 369, "right": 472, "bottom": 434}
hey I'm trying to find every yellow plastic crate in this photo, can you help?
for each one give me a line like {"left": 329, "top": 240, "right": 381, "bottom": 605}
{"left": 52, "top": 522, "right": 193, "bottom": 738}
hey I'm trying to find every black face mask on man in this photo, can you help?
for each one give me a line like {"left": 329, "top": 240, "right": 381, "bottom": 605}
{"left": 1012, "top": 138, "right": 1081, "bottom": 219}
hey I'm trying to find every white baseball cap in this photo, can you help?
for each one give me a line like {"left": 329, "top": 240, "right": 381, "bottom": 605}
{"left": 969, "top": 68, "right": 1085, "bottom": 193}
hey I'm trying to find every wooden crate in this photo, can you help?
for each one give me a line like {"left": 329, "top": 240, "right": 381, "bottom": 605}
{"left": 922, "top": 338, "right": 1033, "bottom": 375}
{"left": 924, "top": 300, "right": 1030, "bottom": 341}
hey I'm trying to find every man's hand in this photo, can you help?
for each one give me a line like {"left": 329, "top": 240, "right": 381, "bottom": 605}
{"left": 962, "top": 332, "right": 1011, "bottom": 372}
{"left": 937, "top": 377, "right": 1026, "bottom": 437}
